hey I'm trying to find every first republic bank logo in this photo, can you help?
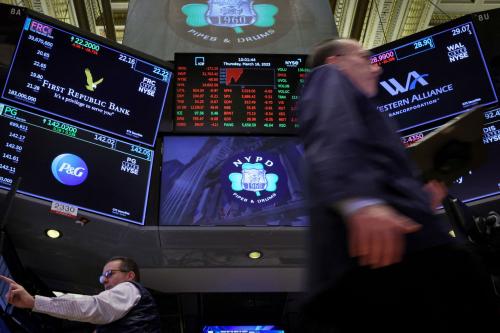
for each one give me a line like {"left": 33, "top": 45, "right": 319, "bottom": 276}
{"left": 380, "top": 71, "right": 429, "bottom": 96}
{"left": 222, "top": 152, "right": 287, "bottom": 207}
{"left": 170, "top": 0, "right": 293, "bottom": 48}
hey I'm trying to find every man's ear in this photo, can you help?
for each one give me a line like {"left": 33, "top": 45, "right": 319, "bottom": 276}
{"left": 127, "top": 271, "right": 136, "bottom": 281}
{"left": 325, "top": 55, "right": 339, "bottom": 65}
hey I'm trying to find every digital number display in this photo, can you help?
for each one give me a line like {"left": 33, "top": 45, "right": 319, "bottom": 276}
{"left": 371, "top": 21, "right": 498, "bottom": 132}
{"left": 0, "top": 103, "right": 154, "bottom": 225}
{"left": 2, "top": 16, "right": 173, "bottom": 146}
{"left": 174, "top": 53, "right": 308, "bottom": 134}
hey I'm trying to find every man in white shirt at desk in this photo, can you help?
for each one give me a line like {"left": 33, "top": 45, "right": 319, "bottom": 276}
{"left": 1, "top": 256, "right": 161, "bottom": 333}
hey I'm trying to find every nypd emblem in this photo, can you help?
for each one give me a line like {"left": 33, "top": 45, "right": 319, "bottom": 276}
{"left": 206, "top": 0, "right": 257, "bottom": 27}
{"left": 222, "top": 152, "right": 287, "bottom": 206}
{"left": 167, "top": 0, "right": 292, "bottom": 49}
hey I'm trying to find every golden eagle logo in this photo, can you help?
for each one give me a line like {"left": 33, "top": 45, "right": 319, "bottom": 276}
{"left": 84, "top": 68, "right": 103, "bottom": 92}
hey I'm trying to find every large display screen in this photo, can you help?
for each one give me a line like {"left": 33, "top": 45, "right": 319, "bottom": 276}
{"left": 2, "top": 15, "right": 173, "bottom": 146}
{"left": 0, "top": 103, "right": 154, "bottom": 225}
{"left": 371, "top": 19, "right": 497, "bottom": 132}
{"left": 174, "top": 53, "right": 307, "bottom": 134}
{"left": 160, "top": 136, "right": 307, "bottom": 226}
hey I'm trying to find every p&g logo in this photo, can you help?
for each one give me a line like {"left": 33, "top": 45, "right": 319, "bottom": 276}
{"left": 51, "top": 153, "right": 88, "bottom": 186}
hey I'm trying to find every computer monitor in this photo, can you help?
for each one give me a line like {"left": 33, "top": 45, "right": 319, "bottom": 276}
{"left": 0, "top": 102, "right": 155, "bottom": 225}
{"left": 371, "top": 16, "right": 497, "bottom": 132}
{"left": 160, "top": 136, "right": 307, "bottom": 226}
{"left": 173, "top": 53, "right": 307, "bottom": 134}
{"left": 0, "top": 4, "right": 173, "bottom": 146}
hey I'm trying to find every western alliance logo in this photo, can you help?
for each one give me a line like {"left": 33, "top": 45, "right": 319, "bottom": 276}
{"left": 168, "top": 0, "right": 293, "bottom": 49}
{"left": 222, "top": 152, "right": 287, "bottom": 207}
{"left": 380, "top": 71, "right": 429, "bottom": 96}
{"left": 51, "top": 153, "right": 88, "bottom": 186}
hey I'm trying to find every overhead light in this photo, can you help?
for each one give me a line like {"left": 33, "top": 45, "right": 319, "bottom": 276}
{"left": 248, "top": 251, "right": 263, "bottom": 259}
{"left": 45, "top": 229, "right": 62, "bottom": 239}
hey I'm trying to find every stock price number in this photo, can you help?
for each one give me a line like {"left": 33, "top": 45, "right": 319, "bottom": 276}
{"left": 2, "top": 153, "right": 19, "bottom": 164}
{"left": 8, "top": 89, "right": 37, "bottom": 103}
{"left": 33, "top": 60, "right": 47, "bottom": 70}
{"left": 36, "top": 49, "right": 50, "bottom": 59}
{"left": 9, "top": 121, "right": 28, "bottom": 132}
{"left": 118, "top": 54, "right": 137, "bottom": 67}
{"left": 452, "top": 23, "right": 471, "bottom": 36}
{"left": 0, "top": 163, "right": 16, "bottom": 174}
{"left": 94, "top": 134, "right": 117, "bottom": 148}
{"left": 9, "top": 132, "right": 26, "bottom": 142}
{"left": 0, "top": 176, "right": 12, "bottom": 186}
{"left": 5, "top": 143, "right": 22, "bottom": 152}
{"left": 30, "top": 71, "right": 44, "bottom": 80}
{"left": 153, "top": 66, "right": 170, "bottom": 79}
{"left": 413, "top": 37, "right": 433, "bottom": 50}
{"left": 51, "top": 201, "right": 78, "bottom": 217}
{"left": 70, "top": 36, "right": 100, "bottom": 51}
{"left": 130, "top": 145, "right": 152, "bottom": 160}
{"left": 26, "top": 83, "right": 40, "bottom": 92}
{"left": 43, "top": 119, "right": 78, "bottom": 136}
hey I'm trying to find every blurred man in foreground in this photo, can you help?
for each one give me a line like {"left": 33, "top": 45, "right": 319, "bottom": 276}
{"left": 298, "top": 38, "right": 498, "bottom": 332}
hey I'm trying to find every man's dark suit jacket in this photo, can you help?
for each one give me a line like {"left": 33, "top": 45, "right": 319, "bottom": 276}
{"left": 298, "top": 64, "right": 454, "bottom": 299}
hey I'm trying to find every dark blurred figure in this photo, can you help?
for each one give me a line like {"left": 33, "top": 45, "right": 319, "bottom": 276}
{"left": 1, "top": 256, "right": 160, "bottom": 332}
{"left": 298, "top": 38, "right": 498, "bottom": 333}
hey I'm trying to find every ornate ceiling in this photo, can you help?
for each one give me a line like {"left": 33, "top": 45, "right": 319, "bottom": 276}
{"left": 332, "top": 0, "right": 500, "bottom": 49}
{"left": 1, "top": 0, "right": 500, "bottom": 47}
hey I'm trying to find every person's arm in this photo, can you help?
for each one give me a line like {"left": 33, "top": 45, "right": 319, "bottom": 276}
{"left": 299, "top": 67, "right": 421, "bottom": 268}
{"left": 345, "top": 204, "right": 421, "bottom": 268}
{"left": 33, "top": 282, "right": 141, "bottom": 324}
{"left": 423, "top": 179, "right": 448, "bottom": 211}
{"left": 0, "top": 276, "right": 141, "bottom": 325}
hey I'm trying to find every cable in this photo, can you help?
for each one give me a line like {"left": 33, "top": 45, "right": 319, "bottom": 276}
{"left": 97, "top": 1, "right": 107, "bottom": 37}
{"left": 426, "top": 0, "right": 452, "bottom": 20}
{"left": 373, "top": 0, "right": 388, "bottom": 44}
{"left": 360, "top": 0, "right": 374, "bottom": 45}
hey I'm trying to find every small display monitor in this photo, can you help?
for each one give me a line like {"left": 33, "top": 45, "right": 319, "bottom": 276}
{"left": 160, "top": 136, "right": 307, "bottom": 226}
{"left": 371, "top": 17, "right": 498, "bottom": 132}
{"left": 203, "top": 326, "right": 285, "bottom": 333}
{"left": 174, "top": 53, "right": 308, "bottom": 134}
{"left": 0, "top": 103, "right": 154, "bottom": 225}
{"left": 446, "top": 106, "right": 500, "bottom": 203}
{"left": 2, "top": 12, "right": 173, "bottom": 146}
{"left": 0, "top": 256, "right": 13, "bottom": 312}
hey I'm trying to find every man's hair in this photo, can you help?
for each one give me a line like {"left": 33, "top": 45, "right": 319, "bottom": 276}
{"left": 107, "top": 256, "right": 140, "bottom": 282}
{"left": 307, "top": 38, "right": 353, "bottom": 68}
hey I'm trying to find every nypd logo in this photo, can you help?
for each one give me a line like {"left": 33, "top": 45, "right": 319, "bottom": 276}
{"left": 222, "top": 152, "right": 287, "bottom": 206}
{"left": 51, "top": 153, "right": 88, "bottom": 186}
{"left": 168, "top": 0, "right": 293, "bottom": 49}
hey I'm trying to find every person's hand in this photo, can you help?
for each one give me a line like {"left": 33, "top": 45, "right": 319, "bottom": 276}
{"left": 0, "top": 275, "right": 35, "bottom": 309}
{"left": 346, "top": 204, "right": 422, "bottom": 268}
{"left": 423, "top": 179, "right": 448, "bottom": 211}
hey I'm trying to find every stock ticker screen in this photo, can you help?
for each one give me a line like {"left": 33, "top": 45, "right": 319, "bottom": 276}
{"left": 0, "top": 103, "right": 154, "bottom": 225}
{"left": 371, "top": 20, "right": 498, "bottom": 133}
{"left": 2, "top": 15, "right": 173, "bottom": 146}
{"left": 372, "top": 15, "right": 500, "bottom": 204}
{"left": 174, "top": 53, "right": 308, "bottom": 134}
